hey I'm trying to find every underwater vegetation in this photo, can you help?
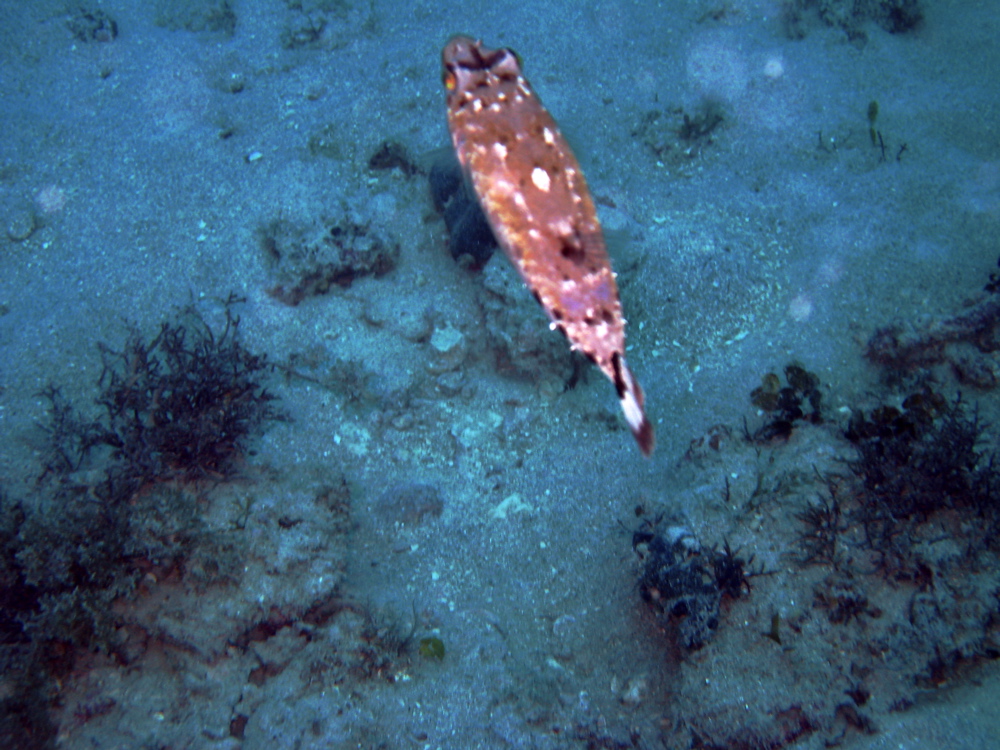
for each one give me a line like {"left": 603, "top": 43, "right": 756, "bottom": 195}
{"left": 748, "top": 332, "right": 1000, "bottom": 580}
{"left": 866, "top": 257, "right": 1000, "bottom": 389}
{"left": 836, "top": 389, "right": 998, "bottom": 573}
{"left": 789, "top": 385, "right": 1000, "bottom": 702}
{"left": 92, "top": 298, "right": 280, "bottom": 483}
{"left": 631, "top": 101, "right": 726, "bottom": 166}
{"left": 153, "top": 0, "right": 238, "bottom": 36}
{"left": 794, "top": 385, "right": 995, "bottom": 571}
{"left": 782, "top": 0, "right": 924, "bottom": 42}
{"left": 645, "top": 341, "right": 1000, "bottom": 749}
{"left": 0, "top": 298, "right": 280, "bottom": 747}
{"left": 634, "top": 523, "right": 754, "bottom": 650}
{"left": 746, "top": 363, "right": 823, "bottom": 442}
{"left": 418, "top": 636, "right": 446, "bottom": 660}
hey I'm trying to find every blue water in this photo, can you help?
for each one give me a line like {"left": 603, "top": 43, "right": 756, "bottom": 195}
{"left": 1, "top": 1, "right": 998, "bottom": 748}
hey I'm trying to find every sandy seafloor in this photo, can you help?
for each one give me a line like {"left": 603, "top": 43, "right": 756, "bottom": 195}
{"left": 2, "top": 0, "right": 1000, "bottom": 748}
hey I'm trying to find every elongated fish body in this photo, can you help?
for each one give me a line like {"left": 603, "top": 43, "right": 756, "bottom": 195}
{"left": 441, "top": 36, "right": 654, "bottom": 456}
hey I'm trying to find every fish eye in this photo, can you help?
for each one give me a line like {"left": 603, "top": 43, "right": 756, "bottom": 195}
{"left": 443, "top": 70, "right": 457, "bottom": 91}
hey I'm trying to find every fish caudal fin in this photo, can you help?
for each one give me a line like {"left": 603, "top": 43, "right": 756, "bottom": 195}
{"left": 614, "top": 354, "right": 655, "bottom": 457}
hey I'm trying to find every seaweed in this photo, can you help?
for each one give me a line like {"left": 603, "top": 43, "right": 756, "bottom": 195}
{"left": 0, "top": 664, "right": 55, "bottom": 750}
{"left": 747, "top": 363, "right": 822, "bottom": 442}
{"left": 678, "top": 101, "right": 725, "bottom": 144}
{"left": 0, "top": 486, "right": 127, "bottom": 748}
{"left": 35, "top": 386, "right": 109, "bottom": 481}
{"left": 812, "top": 572, "right": 882, "bottom": 625}
{"left": 850, "top": 394, "right": 997, "bottom": 575}
{"left": 67, "top": 7, "right": 118, "bottom": 43}
{"left": 633, "top": 524, "right": 753, "bottom": 650}
{"left": 94, "top": 298, "right": 279, "bottom": 483}
{"left": 631, "top": 101, "right": 725, "bottom": 165}
{"left": 712, "top": 539, "right": 755, "bottom": 600}
{"left": 154, "top": 0, "right": 237, "bottom": 36}
{"left": 418, "top": 636, "right": 445, "bottom": 660}
{"left": 282, "top": 14, "right": 326, "bottom": 49}
{"left": 865, "top": 257, "right": 1000, "bottom": 388}
{"left": 867, "top": 100, "right": 879, "bottom": 146}
{"left": 795, "top": 478, "right": 848, "bottom": 569}
{"left": 0, "top": 299, "right": 280, "bottom": 744}
{"left": 877, "top": 0, "right": 924, "bottom": 34}
{"left": 793, "top": 388, "right": 999, "bottom": 579}
{"left": 849, "top": 395, "right": 985, "bottom": 520}
{"left": 781, "top": 0, "right": 923, "bottom": 43}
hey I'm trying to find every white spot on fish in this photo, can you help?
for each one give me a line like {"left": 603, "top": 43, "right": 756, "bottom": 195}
{"left": 531, "top": 167, "right": 551, "bottom": 192}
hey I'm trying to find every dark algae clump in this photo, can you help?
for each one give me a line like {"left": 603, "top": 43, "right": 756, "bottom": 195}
{"left": 865, "top": 257, "right": 1000, "bottom": 389}
{"left": 0, "top": 297, "right": 280, "bottom": 747}
{"left": 94, "top": 297, "right": 279, "bottom": 483}
{"left": 846, "top": 391, "right": 999, "bottom": 570}
{"left": 633, "top": 523, "right": 754, "bottom": 650}
{"left": 747, "top": 362, "right": 823, "bottom": 442}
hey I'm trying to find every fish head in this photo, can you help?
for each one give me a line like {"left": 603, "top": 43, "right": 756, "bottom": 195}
{"left": 442, "top": 36, "right": 521, "bottom": 108}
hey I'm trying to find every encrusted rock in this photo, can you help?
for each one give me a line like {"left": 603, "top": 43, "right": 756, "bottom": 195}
{"left": 427, "top": 324, "right": 466, "bottom": 374}
{"left": 261, "top": 210, "right": 399, "bottom": 306}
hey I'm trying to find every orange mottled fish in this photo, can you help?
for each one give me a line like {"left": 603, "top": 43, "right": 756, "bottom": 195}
{"left": 441, "top": 36, "right": 654, "bottom": 456}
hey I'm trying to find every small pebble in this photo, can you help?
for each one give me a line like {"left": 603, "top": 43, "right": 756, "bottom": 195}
{"left": 619, "top": 675, "right": 648, "bottom": 706}
{"left": 6, "top": 210, "right": 36, "bottom": 241}
{"left": 391, "top": 412, "right": 414, "bottom": 430}
{"left": 553, "top": 614, "right": 576, "bottom": 637}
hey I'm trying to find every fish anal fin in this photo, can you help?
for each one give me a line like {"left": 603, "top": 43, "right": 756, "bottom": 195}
{"left": 613, "top": 353, "right": 655, "bottom": 457}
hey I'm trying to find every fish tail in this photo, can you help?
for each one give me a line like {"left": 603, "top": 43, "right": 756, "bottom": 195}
{"left": 613, "top": 354, "right": 655, "bottom": 457}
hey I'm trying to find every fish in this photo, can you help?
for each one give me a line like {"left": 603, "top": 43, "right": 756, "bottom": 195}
{"left": 441, "top": 36, "right": 654, "bottom": 456}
